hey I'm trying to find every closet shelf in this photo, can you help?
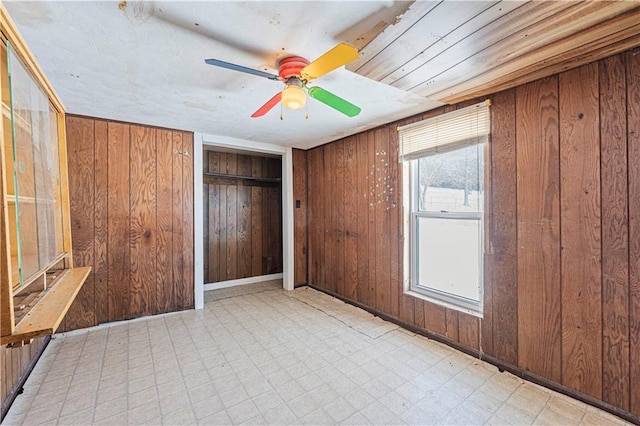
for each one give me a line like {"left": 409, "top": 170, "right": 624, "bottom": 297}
{"left": 203, "top": 172, "right": 281, "bottom": 183}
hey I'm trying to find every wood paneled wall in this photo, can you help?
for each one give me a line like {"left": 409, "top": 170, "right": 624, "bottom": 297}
{"left": 298, "top": 47, "right": 640, "bottom": 419}
{"left": 293, "top": 149, "right": 307, "bottom": 286}
{"left": 202, "top": 151, "right": 282, "bottom": 283}
{"left": 60, "top": 115, "right": 194, "bottom": 331}
{"left": 1, "top": 336, "right": 47, "bottom": 419}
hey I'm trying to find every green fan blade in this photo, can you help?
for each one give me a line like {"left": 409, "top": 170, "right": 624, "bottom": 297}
{"left": 307, "top": 86, "right": 361, "bottom": 117}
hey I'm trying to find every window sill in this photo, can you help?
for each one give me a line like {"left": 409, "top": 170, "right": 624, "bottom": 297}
{"left": 404, "top": 287, "right": 483, "bottom": 318}
{"left": 1, "top": 266, "right": 91, "bottom": 346}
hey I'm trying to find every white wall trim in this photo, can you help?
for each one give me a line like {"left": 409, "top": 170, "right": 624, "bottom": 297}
{"left": 194, "top": 132, "right": 205, "bottom": 309}
{"left": 282, "top": 146, "right": 295, "bottom": 291}
{"left": 402, "top": 161, "right": 411, "bottom": 293}
{"left": 203, "top": 273, "right": 284, "bottom": 291}
{"left": 194, "top": 132, "right": 295, "bottom": 307}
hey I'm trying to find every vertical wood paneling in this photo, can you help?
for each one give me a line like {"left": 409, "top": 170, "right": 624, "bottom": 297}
{"left": 599, "top": 54, "right": 629, "bottom": 410}
{"left": 63, "top": 116, "right": 95, "bottom": 330}
{"left": 626, "top": 48, "right": 640, "bottom": 416}
{"left": 366, "top": 132, "right": 377, "bottom": 309}
{"left": 203, "top": 157, "right": 209, "bottom": 282}
{"left": 489, "top": 89, "right": 518, "bottom": 364}
{"left": 413, "top": 299, "right": 425, "bottom": 329}
{"left": 559, "top": 63, "right": 602, "bottom": 398}
{"left": 218, "top": 166, "right": 228, "bottom": 283}
{"left": 458, "top": 314, "right": 479, "bottom": 350}
{"left": 387, "top": 127, "right": 400, "bottom": 318}
{"left": 335, "top": 141, "right": 346, "bottom": 297}
{"left": 129, "top": 126, "right": 157, "bottom": 317}
{"left": 307, "top": 149, "right": 320, "bottom": 287}
{"left": 375, "top": 128, "right": 391, "bottom": 314}
{"left": 171, "top": 132, "right": 185, "bottom": 309}
{"left": 208, "top": 152, "right": 220, "bottom": 283}
{"left": 516, "top": 77, "right": 562, "bottom": 382}
{"left": 344, "top": 138, "right": 358, "bottom": 300}
{"left": 293, "top": 149, "right": 308, "bottom": 285}
{"left": 250, "top": 163, "right": 263, "bottom": 277}
{"left": 356, "top": 135, "right": 370, "bottom": 304}
{"left": 93, "top": 120, "right": 109, "bottom": 325}
{"left": 225, "top": 155, "right": 237, "bottom": 280}
{"left": 314, "top": 147, "right": 324, "bottom": 287}
{"left": 156, "top": 130, "right": 174, "bottom": 314}
{"left": 1, "top": 336, "right": 47, "bottom": 415}
{"left": 181, "top": 132, "right": 194, "bottom": 309}
{"left": 107, "top": 122, "right": 130, "bottom": 321}
{"left": 446, "top": 309, "right": 459, "bottom": 341}
{"left": 237, "top": 156, "right": 251, "bottom": 279}
{"left": 61, "top": 117, "right": 194, "bottom": 327}
{"left": 424, "top": 302, "right": 446, "bottom": 336}
{"left": 237, "top": 183, "right": 251, "bottom": 278}
{"left": 324, "top": 144, "right": 335, "bottom": 293}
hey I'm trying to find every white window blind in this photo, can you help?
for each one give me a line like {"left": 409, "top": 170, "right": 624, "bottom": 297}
{"left": 398, "top": 100, "right": 491, "bottom": 162}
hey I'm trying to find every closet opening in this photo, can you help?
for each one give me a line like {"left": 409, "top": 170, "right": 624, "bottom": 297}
{"left": 202, "top": 146, "right": 283, "bottom": 290}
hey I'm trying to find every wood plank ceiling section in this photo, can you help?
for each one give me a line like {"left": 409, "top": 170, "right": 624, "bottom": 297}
{"left": 348, "top": 0, "right": 640, "bottom": 105}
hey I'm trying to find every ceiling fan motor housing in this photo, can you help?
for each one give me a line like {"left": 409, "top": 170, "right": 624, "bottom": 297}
{"left": 278, "top": 56, "right": 310, "bottom": 81}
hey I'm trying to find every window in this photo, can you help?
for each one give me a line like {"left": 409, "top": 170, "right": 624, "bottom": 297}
{"left": 399, "top": 101, "right": 490, "bottom": 316}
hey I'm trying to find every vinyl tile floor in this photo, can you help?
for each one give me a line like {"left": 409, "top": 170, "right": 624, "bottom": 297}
{"left": 2, "top": 281, "right": 632, "bottom": 425}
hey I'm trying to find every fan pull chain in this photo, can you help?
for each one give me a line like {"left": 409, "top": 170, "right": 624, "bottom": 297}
{"left": 280, "top": 102, "right": 284, "bottom": 120}
{"left": 305, "top": 101, "right": 309, "bottom": 119}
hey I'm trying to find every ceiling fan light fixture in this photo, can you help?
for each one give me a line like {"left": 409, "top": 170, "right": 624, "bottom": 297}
{"left": 282, "top": 84, "right": 306, "bottom": 110}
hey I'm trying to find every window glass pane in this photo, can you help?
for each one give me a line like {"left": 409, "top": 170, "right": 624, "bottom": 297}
{"left": 416, "top": 216, "right": 481, "bottom": 301}
{"left": 2, "top": 39, "right": 22, "bottom": 286}
{"left": 7, "top": 41, "right": 63, "bottom": 286}
{"left": 417, "top": 144, "right": 483, "bottom": 213}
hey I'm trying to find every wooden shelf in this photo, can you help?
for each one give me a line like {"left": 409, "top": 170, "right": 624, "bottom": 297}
{"left": 203, "top": 172, "right": 280, "bottom": 183}
{"left": 1, "top": 266, "right": 90, "bottom": 346}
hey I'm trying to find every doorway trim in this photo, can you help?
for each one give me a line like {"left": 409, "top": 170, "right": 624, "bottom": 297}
{"left": 193, "top": 132, "right": 295, "bottom": 309}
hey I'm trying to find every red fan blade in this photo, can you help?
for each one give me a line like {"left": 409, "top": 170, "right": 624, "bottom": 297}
{"left": 251, "top": 92, "right": 282, "bottom": 118}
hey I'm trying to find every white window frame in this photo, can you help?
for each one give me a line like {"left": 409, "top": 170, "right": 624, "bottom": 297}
{"left": 408, "top": 152, "right": 484, "bottom": 316}
{"left": 400, "top": 101, "right": 490, "bottom": 317}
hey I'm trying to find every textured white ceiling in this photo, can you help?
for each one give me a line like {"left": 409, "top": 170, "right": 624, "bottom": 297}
{"left": 4, "top": 1, "right": 444, "bottom": 149}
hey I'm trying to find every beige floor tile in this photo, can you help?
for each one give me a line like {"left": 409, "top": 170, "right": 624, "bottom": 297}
{"left": 298, "top": 407, "right": 332, "bottom": 425}
{"left": 323, "top": 397, "right": 358, "bottom": 423}
{"left": 127, "top": 401, "right": 160, "bottom": 425}
{"left": 260, "top": 403, "right": 298, "bottom": 425}
{"left": 159, "top": 391, "right": 190, "bottom": 416}
{"left": 93, "top": 394, "right": 128, "bottom": 422}
{"left": 226, "top": 399, "right": 259, "bottom": 424}
{"left": 287, "top": 393, "right": 320, "bottom": 418}
{"left": 161, "top": 406, "right": 196, "bottom": 425}
{"left": 219, "top": 386, "right": 250, "bottom": 409}
{"left": 274, "top": 380, "right": 304, "bottom": 402}
{"left": 57, "top": 407, "right": 94, "bottom": 425}
{"left": 359, "top": 400, "right": 398, "bottom": 424}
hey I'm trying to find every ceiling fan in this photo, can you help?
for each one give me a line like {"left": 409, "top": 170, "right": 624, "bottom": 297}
{"left": 205, "top": 43, "right": 362, "bottom": 118}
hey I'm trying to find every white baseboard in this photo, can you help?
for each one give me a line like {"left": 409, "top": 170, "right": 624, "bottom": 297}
{"left": 204, "top": 273, "right": 284, "bottom": 291}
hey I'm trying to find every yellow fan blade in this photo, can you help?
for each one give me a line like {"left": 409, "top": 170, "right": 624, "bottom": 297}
{"left": 300, "top": 43, "right": 359, "bottom": 81}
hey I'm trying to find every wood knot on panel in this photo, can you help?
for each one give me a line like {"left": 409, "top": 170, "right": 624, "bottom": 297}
{"left": 144, "top": 231, "right": 151, "bottom": 239}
